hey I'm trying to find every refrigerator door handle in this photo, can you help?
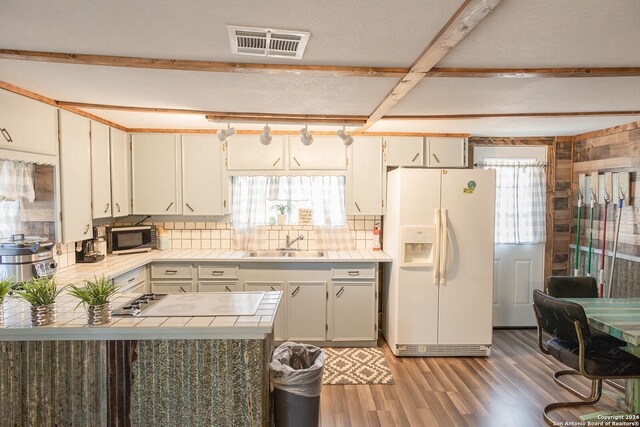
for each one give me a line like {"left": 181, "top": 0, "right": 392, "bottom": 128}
{"left": 433, "top": 208, "right": 441, "bottom": 284}
{"left": 440, "top": 209, "right": 449, "bottom": 284}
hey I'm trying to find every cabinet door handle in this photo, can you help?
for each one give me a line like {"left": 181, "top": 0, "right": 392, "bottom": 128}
{"left": 165, "top": 270, "right": 177, "bottom": 275}
{"left": 432, "top": 153, "right": 440, "bottom": 163}
{"left": 293, "top": 156, "right": 301, "bottom": 166}
{"left": 128, "top": 277, "right": 136, "bottom": 283}
{"left": 1, "top": 128, "right": 13, "bottom": 143}
{"left": 225, "top": 286, "right": 232, "bottom": 292}
{"left": 336, "top": 286, "right": 345, "bottom": 297}
{"left": 104, "top": 203, "right": 110, "bottom": 213}
{"left": 210, "top": 271, "right": 224, "bottom": 276}
{"left": 84, "top": 224, "right": 90, "bottom": 234}
{"left": 354, "top": 202, "right": 361, "bottom": 212}
{"left": 348, "top": 271, "right": 360, "bottom": 276}
{"left": 272, "top": 157, "right": 281, "bottom": 167}
{"left": 270, "top": 286, "right": 276, "bottom": 291}
{"left": 412, "top": 152, "right": 420, "bottom": 162}
{"left": 223, "top": 200, "right": 227, "bottom": 209}
{"left": 116, "top": 203, "right": 121, "bottom": 212}
{"left": 291, "top": 286, "right": 300, "bottom": 296}
{"left": 165, "top": 201, "right": 174, "bottom": 211}
{"left": 180, "top": 287, "right": 186, "bottom": 293}
{"left": 186, "top": 203, "right": 194, "bottom": 212}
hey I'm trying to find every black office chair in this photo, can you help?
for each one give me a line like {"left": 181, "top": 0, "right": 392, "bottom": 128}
{"left": 545, "top": 276, "right": 627, "bottom": 396}
{"left": 532, "top": 290, "right": 640, "bottom": 425}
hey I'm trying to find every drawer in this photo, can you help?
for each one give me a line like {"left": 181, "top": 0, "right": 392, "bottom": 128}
{"left": 124, "top": 281, "right": 146, "bottom": 295}
{"left": 113, "top": 266, "right": 147, "bottom": 289}
{"left": 198, "top": 281, "right": 239, "bottom": 293}
{"left": 332, "top": 264, "right": 376, "bottom": 280}
{"left": 151, "top": 263, "right": 193, "bottom": 279}
{"left": 197, "top": 264, "right": 238, "bottom": 280}
{"left": 152, "top": 282, "right": 193, "bottom": 293}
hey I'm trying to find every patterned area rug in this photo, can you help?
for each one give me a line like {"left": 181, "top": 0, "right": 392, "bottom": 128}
{"left": 323, "top": 347, "right": 394, "bottom": 385}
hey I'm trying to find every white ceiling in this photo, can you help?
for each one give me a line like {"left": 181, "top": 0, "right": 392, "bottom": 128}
{"left": 389, "top": 77, "right": 640, "bottom": 115}
{"left": 1, "top": 0, "right": 639, "bottom": 136}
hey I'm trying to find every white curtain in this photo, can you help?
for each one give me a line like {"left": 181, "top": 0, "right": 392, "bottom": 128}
{"left": 480, "top": 160, "right": 546, "bottom": 244}
{"left": 0, "top": 160, "right": 36, "bottom": 239}
{"left": 231, "top": 176, "right": 268, "bottom": 250}
{"left": 232, "top": 176, "right": 354, "bottom": 250}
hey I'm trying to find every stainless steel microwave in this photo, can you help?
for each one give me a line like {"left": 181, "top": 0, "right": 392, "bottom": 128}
{"left": 106, "top": 225, "right": 157, "bottom": 255}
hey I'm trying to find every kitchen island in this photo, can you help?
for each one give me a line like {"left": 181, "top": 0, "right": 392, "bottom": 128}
{"left": 0, "top": 290, "right": 281, "bottom": 426}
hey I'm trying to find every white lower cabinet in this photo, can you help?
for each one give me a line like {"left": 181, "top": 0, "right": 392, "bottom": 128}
{"left": 286, "top": 281, "right": 327, "bottom": 341}
{"left": 330, "top": 282, "right": 376, "bottom": 341}
{"left": 245, "top": 281, "right": 285, "bottom": 341}
{"left": 152, "top": 282, "right": 193, "bottom": 293}
{"left": 112, "top": 266, "right": 149, "bottom": 294}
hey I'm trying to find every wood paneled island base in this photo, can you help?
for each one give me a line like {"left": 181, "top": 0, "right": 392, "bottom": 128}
{"left": 0, "top": 337, "right": 273, "bottom": 426}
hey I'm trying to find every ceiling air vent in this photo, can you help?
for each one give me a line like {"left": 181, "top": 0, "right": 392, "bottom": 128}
{"left": 227, "top": 26, "right": 310, "bottom": 59}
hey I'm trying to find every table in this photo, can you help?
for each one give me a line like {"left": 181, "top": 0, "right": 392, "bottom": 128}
{"left": 566, "top": 298, "right": 640, "bottom": 414}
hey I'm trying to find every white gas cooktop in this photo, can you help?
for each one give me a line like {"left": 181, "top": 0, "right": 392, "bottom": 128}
{"left": 140, "top": 292, "right": 265, "bottom": 317}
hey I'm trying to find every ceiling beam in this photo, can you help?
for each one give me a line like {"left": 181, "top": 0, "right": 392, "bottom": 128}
{"left": 0, "top": 49, "right": 407, "bottom": 78}
{"left": 427, "top": 67, "right": 640, "bottom": 78}
{"left": 387, "top": 111, "right": 640, "bottom": 119}
{"left": 56, "top": 101, "right": 368, "bottom": 126}
{"left": 358, "top": 0, "right": 503, "bottom": 131}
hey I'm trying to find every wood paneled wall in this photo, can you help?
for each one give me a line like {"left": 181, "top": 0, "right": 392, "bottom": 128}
{"left": 468, "top": 137, "right": 573, "bottom": 278}
{"left": 571, "top": 120, "right": 640, "bottom": 296}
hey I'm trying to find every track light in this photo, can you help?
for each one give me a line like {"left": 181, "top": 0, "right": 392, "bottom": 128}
{"left": 259, "top": 125, "right": 272, "bottom": 145}
{"left": 336, "top": 127, "right": 353, "bottom": 147}
{"left": 217, "top": 124, "right": 236, "bottom": 142}
{"left": 300, "top": 125, "right": 313, "bottom": 146}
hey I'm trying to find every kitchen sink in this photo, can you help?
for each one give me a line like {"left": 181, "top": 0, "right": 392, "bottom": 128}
{"left": 244, "top": 250, "right": 325, "bottom": 258}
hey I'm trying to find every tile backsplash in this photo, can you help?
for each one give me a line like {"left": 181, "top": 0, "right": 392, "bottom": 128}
{"left": 55, "top": 215, "right": 382, "bottom": 270}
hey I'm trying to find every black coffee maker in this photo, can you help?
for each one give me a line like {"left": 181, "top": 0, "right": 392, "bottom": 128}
{"left": 75, "top": 239, "right": 105, "bottom": 263}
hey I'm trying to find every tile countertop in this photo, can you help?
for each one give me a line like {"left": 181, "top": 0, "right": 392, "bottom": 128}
{"left": 0, "top": 291, "right": 282, "bottom": 341}
{"left": 54, "top": 249, "right": 391, "bottom": 286}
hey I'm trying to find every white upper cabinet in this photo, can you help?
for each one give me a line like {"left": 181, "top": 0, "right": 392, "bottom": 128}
{"left": 110, "top": 128, "right": 131, "bottom": 217}
{"left": 0, "top": 89, "right": 58, "bottom": 156}
{"left": 131, "top": 134, "right": 180, "bottom": 214}
{"left": 425, "top": 137, "right": 468, "bottom": 168}
{"left": 58, "top": 110, "right": 93, "bottom": 243}
{"left": 182, "top": 134, "right": 223, "bottom": 215}
{"left": 90, "top": 121, "right": 112, "bottom": 219}
{"left": 349, "top": 136, "right": 384, "bottom": 215}
{"left": 226, "top": 134, "right": 285, "bottom": 171}
{"left": 288, "top": 135, "right": 347, "bottom": 170}
{"left": 384, "top": 136, "right": 424, "bottom": 167}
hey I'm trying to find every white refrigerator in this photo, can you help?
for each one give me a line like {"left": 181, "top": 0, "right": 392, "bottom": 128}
{"left": 382, "top": 168, "right": 496, "bottom": 356}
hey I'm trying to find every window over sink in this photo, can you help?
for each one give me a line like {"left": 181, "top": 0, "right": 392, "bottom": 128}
{"left": 230, "top": 176, "right": 353, "bottom": 250}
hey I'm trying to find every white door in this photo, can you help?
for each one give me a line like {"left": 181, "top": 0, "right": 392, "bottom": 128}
{"left": 110, "top": 128, "right": 130, "bottom": 217}
{"left": 288, "top": 135, "right": 347, "bottom": 170}
{"left": 286, "top": 281, "right": 326, "bottom": 341}
{"left": 90, "top": 121, "right": 112, "bottom": 218}
{"left": 331, "top": 282, "right": 375, "bottom": 341}
{"left": 384, "top": 136, "right": 423, "bottom": 166}
{"left": 131, "top": 134, "right": 179, "bottom": 214}
{"left": 182, "top": 134, "right": 223, "bottom": 215}
{"left": 226, "top": 134, "right": 285, "bottom": 171}
{"left": 58, "top": 111, "right": 93, "bottom": 243}
{"left": 349, "top": 136, "right": 383, "bottom": 215}
{"left": 474, "top": 146, "right": 546, "bottom": 327}
{"left": 438, "top": 169, "right": 495, "bottom": 345}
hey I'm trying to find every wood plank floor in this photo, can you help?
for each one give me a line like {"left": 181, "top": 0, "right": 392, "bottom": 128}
{"left": 320, "top": 330, "right": 627, "bottom": 426}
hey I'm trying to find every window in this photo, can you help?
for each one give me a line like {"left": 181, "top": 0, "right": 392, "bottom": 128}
{"left": 479, "top": 159, "right": 546, "bottom": 244}
{"left": 0, "top": 160, "right": 36, "bottom": 238}
{"left": 231, "top": 176, "right": 353, "bottom": 250}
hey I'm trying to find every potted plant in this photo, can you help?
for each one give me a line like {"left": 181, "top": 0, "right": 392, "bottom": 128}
{"left": 14, "top": 276, "right": 65, "bottom": 326}
{"left": 0, "top": 277, "right": 14, "bottom": 322}
{"left": 68, "top": 275, "right": 118, "bottom": 325}
{"left": 272, "top": 202, "right": 294, "bottom": 225}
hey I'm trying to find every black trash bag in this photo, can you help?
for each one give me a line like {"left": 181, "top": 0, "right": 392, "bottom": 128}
{"left": 270, "top": 341, "right": 324, "bottom": 397}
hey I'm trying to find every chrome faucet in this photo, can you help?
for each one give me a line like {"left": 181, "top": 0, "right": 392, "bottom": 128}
{"left": 285, "top": 234, "right": 304, "bottom": 249}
